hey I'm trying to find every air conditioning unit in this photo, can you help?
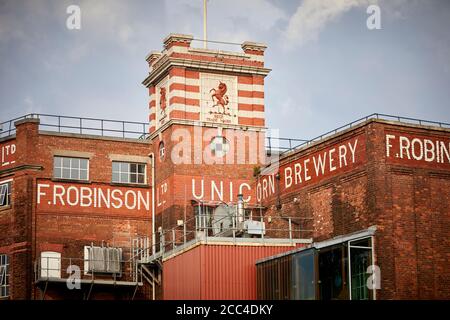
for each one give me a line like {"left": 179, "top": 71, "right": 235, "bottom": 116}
{"left": 106, "top": 247, "right": 122, "bottom": 273}
{"left": 84, "top": 246, "right": 122, "bottom": 274}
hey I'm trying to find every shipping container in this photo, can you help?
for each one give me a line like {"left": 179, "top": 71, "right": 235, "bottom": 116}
{"left": 162, "top": 242, "right": 306, "bottom": 300}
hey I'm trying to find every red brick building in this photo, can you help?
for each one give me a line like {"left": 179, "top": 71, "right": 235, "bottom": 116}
{"left": 0, "top": 117, "right": 153, "bottom": 299}
{"left": 0, "top": 34, "right": 449, "bottom": 300}
{"left": 256, "top": 118, "right": 450, "bottom": 300}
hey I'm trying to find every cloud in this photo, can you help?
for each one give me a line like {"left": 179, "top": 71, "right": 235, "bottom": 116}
{"left": 283, "top": 0, "right": 377, "bottom": 49}
{"left": 209, "top": 0, "right": 287, "bottom": 31}
{"left": 164, "top": 0, "right": 286, "bottom": 45}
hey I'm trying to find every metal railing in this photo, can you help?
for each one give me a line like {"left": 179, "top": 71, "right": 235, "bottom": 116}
{"left": 0, "top": 113, "right": 150, "bottom": 139}
{"left": 265, "top": 137, "right": 309, "bottom": 153}
{"left": 275, "top": 113, "right": 450, "bottom": 156}
{"left": 34, "top": 256, "right": 142, "bottom": 285}
{"left": 2, "top": 112, "right": 448, "bottom": 152}
{"left": 148, "top": 209, "right": 314, "bottom": 262}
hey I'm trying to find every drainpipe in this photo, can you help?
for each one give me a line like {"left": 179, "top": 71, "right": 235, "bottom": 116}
{"left": 149, "top": 153, "right": 156, "bottom": 256}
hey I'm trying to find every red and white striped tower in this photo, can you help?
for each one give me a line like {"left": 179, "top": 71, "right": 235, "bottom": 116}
{"left": 142, "top": 34, "right": 271, "bottom": 235}
{"left": 143, "top": 34, "right": 270, "bottom": 133}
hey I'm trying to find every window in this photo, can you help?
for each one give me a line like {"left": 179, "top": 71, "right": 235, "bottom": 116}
{"left": 316, "top": 237, "right": 374, "bottom": 300}
{"left": 0, "top": 254, "right": 10, "bottom": 298}
{"left": 0, "top": 180, "right": 12, "bottom": 208}
{"left": 210, "top": 136, "right": 230, "bottom": 157}
{"left": 292, "top": 249, "right": 316, "bottom": 300}
{"left": 112, "top": 161, "right": 146, "bottom": 184}
{"left": 159, "top": 141, "right": 165, "bottom": 160}
{"left": 40, "top": 251, "right": 61, "bottom": 278}
{"left": 318, "top": 246, "right": 348, "bottom": 300}
{"left": 54, "top": 156, "right": 89, "bottom": 181}
{"left": 349, "top": 238, "right": 373, "bottom": 300}
{"left": 257, "top": 234, "right": 375, "bottom": 300}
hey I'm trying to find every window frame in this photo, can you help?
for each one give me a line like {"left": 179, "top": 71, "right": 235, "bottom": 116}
{"left": 159, "top": 141, "right": 165, "bottom": 160}
{"left": 0, "top": 254, "right": 10, "bottom": 299}
{"left": 40, "top": 251, "right": 61, "bottom": 279}
{"left": 348, "top": 236, "right": 375, "bottom": 300}
{"left": 53, "top": 156, "right": 89, "bottom": 181}
{"left": 0, "top": 179, "right": 12, "bottom": 208}
{"left": 111, "top": 161, "right": 147, "bottom": 185}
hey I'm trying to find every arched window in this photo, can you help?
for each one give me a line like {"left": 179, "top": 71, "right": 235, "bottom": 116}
{"left": 159, "top": 141, "right": 165, "bottom": 160}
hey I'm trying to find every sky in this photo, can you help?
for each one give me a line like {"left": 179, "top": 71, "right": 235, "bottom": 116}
{"left": 0, "top": 0, "right": 449, "bottom": 140}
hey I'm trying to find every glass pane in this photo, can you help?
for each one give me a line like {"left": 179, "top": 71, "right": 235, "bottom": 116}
{"left": 80, "top": 159, "right": 88, "bottom": 170}
{"left": 120, "top": 173, "right": 128, "bottom": 183}
{"left": 350, "top": 246, "right": 372, "bottom": 300}
{"left": 62, "top": 158, "right": 71, "bottom": 168}
{"left": 112, "top": 172, "right": 119, "bottom": 183}
{"left": 292, "top": 249, "right": 316, "bottom": 300}
{"left": 130, "top": 163, "right": 137, "bottom": 173}
{"left": 138, "top": 164, "right": 145, "bottom": 174}
{"left": 350, "top": 238, "right": 371, "bottom": 248}
{"left": 70, "top": 169, "right": 79, "bottom": 180}
{"left": 138, "top": 174, "right": 145, "bottom": 184}
{"left": 130, "top": 173, "right": 137, "bottom": 183}
{"left": 80, "top": 170, "right": 88, "bottom": 181}
{"left": 71, "top": 158, "right": 80, "bottom": 169}
{"left": 54, "top": 157, "right": 62, "bottom": 168}
{"left": 62, "top": 168, "right": 70, "bottom": 179}
{"left": 54, "top": 167, "right": 62, "bottom": 178}
{"left": 120, "top": 162, "right": 128, "bottom": 172}
{"left": 112, "top": 162, "right": 120, "bottom": 172}
{"left": 318, "top": 246, "right": 348, "bottom": 300}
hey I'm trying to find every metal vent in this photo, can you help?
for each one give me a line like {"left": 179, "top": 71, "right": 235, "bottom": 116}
{"left": 85, "top": 246, "right": 122, "bottom": 274}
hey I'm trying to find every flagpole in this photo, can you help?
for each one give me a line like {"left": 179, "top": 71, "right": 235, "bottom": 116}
{"left": 203, "top": 0, "right": 207, "bottom": 49}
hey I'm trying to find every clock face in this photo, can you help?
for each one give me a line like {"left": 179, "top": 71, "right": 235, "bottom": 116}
{"left": 200, "top": 73, "right": 238, "bottom": 125}
{"left": 210, "top": 136, "right": 230, "bottom": 158}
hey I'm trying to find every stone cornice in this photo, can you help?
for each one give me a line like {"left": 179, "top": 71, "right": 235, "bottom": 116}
{"left": 142, "top": 56, "right": 271, "bottom": 87}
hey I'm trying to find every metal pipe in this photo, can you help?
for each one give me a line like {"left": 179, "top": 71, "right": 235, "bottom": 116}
{"left": 288, "top": 218, "right": 292, "bottom": 242}
{"left": 237, "top": 194, "right": 244, "bottom": 223}
{"left": 149, "top": 153, "right": 156, "bottom": 255}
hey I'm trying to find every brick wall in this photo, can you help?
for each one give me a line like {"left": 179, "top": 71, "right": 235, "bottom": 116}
{"left": 0, "top": 119, "right": 154, "bottom": 299}
{"left": 2, "top": 115, "right": 449, "bottom": 300}
{"left": 260, "top": 120, "right": 450, "bottom": 299}
{"left": 150, "top": 123, "right": 265, "bottom": 237}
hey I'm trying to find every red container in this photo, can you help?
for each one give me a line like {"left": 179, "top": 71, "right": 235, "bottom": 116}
{"left": 162, "top": 243, "right": 305, "bottom": 300}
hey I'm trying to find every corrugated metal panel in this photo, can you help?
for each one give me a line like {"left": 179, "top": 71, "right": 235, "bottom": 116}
{"left": 163, "top": 243, "right": 305, "bottom": 300}
{"left": 163, "top": 245, "right": 202, "bottom": 300}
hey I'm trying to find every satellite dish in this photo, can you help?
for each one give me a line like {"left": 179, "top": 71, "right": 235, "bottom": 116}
{"left": 211, "top": 204, "right": 235, "bottom": 236}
